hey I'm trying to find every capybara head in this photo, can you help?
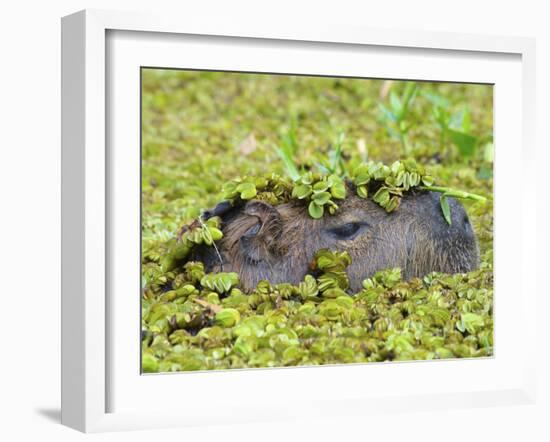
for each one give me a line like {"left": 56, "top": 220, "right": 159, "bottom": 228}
{"left": 193, "top": 186, "right": 479, "bottom": 292}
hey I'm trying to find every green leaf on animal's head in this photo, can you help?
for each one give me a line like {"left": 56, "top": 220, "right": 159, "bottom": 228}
{"left": 385, "top": 196, "right": 401, "bottom": 213}
{"left": 401, "top": 172, "right": 410, "bottom": 190}
{"left": 292, "top": 184, "right": 312, "bottom": 199}
{"left": 409, "top": 172, "right": 420, "bottom": 187}
{"left": 440, "top": 194, "right": 452, "bottom": 225}
{"left": 330, "top": 182, "right": 346, "bottom": 199}
{"left": 308, "top": 201, "right": 324, "bottom": 219}
{"left": 373, "top": 165, "right": 391, "bottom": 180}
{"left": 357, "top": 185, "right": 368, "bottom": 199}
{"left": 373, "top": 188, "right": 390, "bottom": 207}
{"left": 447, "top": 129, "right": 477, "bottom": 158}
{"left": 313, "top": 181, "right": 330, "bottom": 192}
{"left": 205, "top": 216, "right": 221, "bottom": 228}
{"left": 236, "top": 182, "right": 257, "bottom": 200}
{"left": 403, "top": 158, "right": 418, "bottom": 172}
{"left": 354, "top": 173, "right": 370, "bottom": 186}
{"left": 312, "top": 191, "right": 331, "bottom": 205}
{"left": 326, "top": 174, "right": 338, "bottom": 186}
{"left": 393, "top": 171, "right": 404, "bottom": 187}
{"left": 327, "top": 175, "right": 346, "bottom": 199}
{"left": 422, "top": 175, "right": 435, "bottom": 186}
{"left": 202, "top": 229, "right": 214, "bottom": 245}
{"left": 367, "top": 162, "right": 380, "bottom": 176}
{"left": 253, "top": 178, "right": 268, "bottom": 192}
{"left": 390, "top": 160, "right": 404, "bottom": 175}
{"left": 352, "top": 164, "right": 370, "bottom": 183}
{"left": 208, "top": 227, "right": 223, "bottom": 241}
{"left": 300, "top": 172, "right": 314, "bottom": 185}
{"left": 222, "top": 181, "right": 238, "bottom": 199}
{"left": 385, "top": 175, "right": 397, "bottom": 187}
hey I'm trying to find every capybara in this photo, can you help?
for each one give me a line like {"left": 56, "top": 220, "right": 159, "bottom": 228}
{"left": 192, "top": 185, "right": 479, "bottom": 292}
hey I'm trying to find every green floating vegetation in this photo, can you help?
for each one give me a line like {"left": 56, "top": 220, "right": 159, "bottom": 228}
{"left": 141, "top": 70, "right": 493, "bottom": 373}
{"left": 142, "top": 249, "right": 493, "bottom": 372}
{"left": 160, "top": 216, "right": 223, "bottom": 273}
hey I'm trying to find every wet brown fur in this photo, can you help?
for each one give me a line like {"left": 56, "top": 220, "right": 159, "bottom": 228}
{"left": 194, "top": 188, "right": 479, "bottom": 292}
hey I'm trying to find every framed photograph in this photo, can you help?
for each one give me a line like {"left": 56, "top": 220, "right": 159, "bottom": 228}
{"left": 61, "top": 9, "right": 537, "bottom": 432}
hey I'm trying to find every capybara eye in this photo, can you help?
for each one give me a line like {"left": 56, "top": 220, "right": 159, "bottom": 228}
{"left": 327, "top": 222, "right": 365, "bottom": 240}
{"left": 243, "top": 222, "right": 260, "bottom": 238}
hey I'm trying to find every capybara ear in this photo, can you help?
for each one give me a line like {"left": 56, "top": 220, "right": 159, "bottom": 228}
{"left": 202, "top": 200, "right": 234, "bottom": 221}
{"left": 239, "top": 200, "right": 283, "bottom": 262}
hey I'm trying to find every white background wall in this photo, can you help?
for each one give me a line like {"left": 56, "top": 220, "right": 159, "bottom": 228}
{"left": 0, "top": 1, "right": 547, "bottom": 440}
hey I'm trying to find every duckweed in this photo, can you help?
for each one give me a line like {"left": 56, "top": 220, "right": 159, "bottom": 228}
{"left": 142, "top": 247, "right": 493, "bottom": 372}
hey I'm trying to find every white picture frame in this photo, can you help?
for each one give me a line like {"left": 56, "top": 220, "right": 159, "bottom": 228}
{"left": 61, "top": 9, "right": 538, "bottom": 433}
